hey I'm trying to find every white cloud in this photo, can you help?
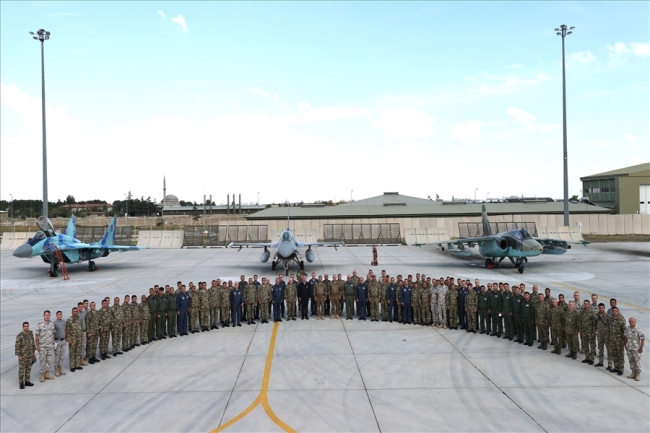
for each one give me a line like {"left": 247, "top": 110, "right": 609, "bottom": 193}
{"left": 507, "top": 107, "right": 536, "bottom": 123}
{"left": 157, "top": 11, "right": 187, "bottom": 33}
{"left": 474, "top": 73, "right": 550, "bottom": 95}
{"left": 624, "top": 133, "right": 638, "bottom": 142}
{"left": 197, "top": 94, "right": 206, "bottom": 101}
{"left": 249, "top": 88, "right": 290, "bottom": 110}
{"left": 372, "top": 107, "right": 435, "bottom": 140}
{"left": 451, "top": 120, "right": 482, "bottom": 144}
{"left": 607, "top": 42, "right": 650, "bottom": 64}
{"left": 568, "top": 51, "right": 597, "bottom": 63}
{"left": 171, "top": 14, "right": 188, "bottom": 33}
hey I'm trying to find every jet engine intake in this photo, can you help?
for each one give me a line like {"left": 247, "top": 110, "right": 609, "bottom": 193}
{"left": 499, "top": 238, "right": 509, "bottom": 250}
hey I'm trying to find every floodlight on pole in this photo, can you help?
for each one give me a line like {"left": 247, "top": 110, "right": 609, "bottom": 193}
{"left": 9, "top": 194, "right": 13, "bottom": 219}
{"left": 475, "top": 188, "right": 478, "bottom": 202}
{"left": 555, "top": 24, "right": 574, "bottom": 226}
{"left": 30, "top": 29, "right": 50, "bottom": 217}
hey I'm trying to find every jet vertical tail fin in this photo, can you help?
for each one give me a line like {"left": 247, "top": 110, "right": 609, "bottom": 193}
{"left": 65, "top": 215, "right": 77, "bottom": 239}
{"left": 482, "top": 205, "right": 492, "bottom": 236}
{"left": 99, "top": 216, "right": 118, "bottom": 246}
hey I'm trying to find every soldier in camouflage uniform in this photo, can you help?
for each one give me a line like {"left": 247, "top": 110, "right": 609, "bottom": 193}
{"left": 549, "top": 299, "right": 565, "bottom": 355}
{"left": 421, "top": 280, "right": 431, "bottom": 325}
{"left": 465, "top": 287, "right": 478, "bottom": 333}
{"left": 609, "top": 307, "right": 626, "bottom": 375}
{"left": 412, "top": 282, "right": 422, "bottom": 325}
{"left": 140, "top": 295, "right": 150, "bottom": 344}
{"left": 434, "top": 279, "right": 448, "bottom": 328}
{"left": 197, "top": 282, "right": 209, "bottom": 331}
{"left": 245, "top": 278, "right": 258, "bottom": 325}
{"left": 121, "top": 295, "right": 133, "bottom": 352}
{"left": 66, "top": 307, "right": 84, "bottom": 372}
{"left": 15, "top": 322, "right": 36, "bottom": 388}
{"left": 534, "top": 294, "right": 550, "bottom": 350}
{"left": 557, "top": 294, "right": 568, "bottom": 348}
{"left": 98, "top": 300, "right": 112, "bottom": 359}
{"left": 35, "top": 310, "right": 56, "bottom": 382}
{"left": 209, "top": 280, "right": 221, "bottom": 329}
{"left": 579, "top": 300, "right": 597, "bottom": 364}
{"left": 130, "top": 296, "right": 141, "bottom": 345}
{"left": 323, "top": 274, "right": 331, "bottom": 316}
{"left": 239, "top": 276, "right": 249, "bottom": 321}
{"left": 565, "top": 301, "right": 581, "bottom": 359}
{"left": 110, "top": 297, "right": 124, "bottom": 355}
{"left": 259, "top": 278, "right": 272, "bottom": 324}
{"left": 284, "top": 278, "right": 297, "bottom": 320}
{"left": 445, "top": 284, "right": 459, "bottom": 329}
{"left": 220, "top": 282, "right": 232, "bottom": 326}
{"left": 314, "top": 277, "right": 327, "bottom": 320}
{"left": 329, "top": 275, "right": 341, "bottom": 319}
{"left": 368, "top": 276, "right": 381, "bottom": 321}
{"left": 189, "top": 285, "right": 200, "bottom": 333}
{"left": 624, "top": 317, "right": 644, "bottom": 381}
{"left": 594, "top": 303, "right": 610, "bottom": 368}
{"left": 85, "top": 302, "right": 100, "bottom": 363}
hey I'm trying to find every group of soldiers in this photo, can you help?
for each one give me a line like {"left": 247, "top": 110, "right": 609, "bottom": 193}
{"left": 15, "top": 269, "right": 645, "bottom": 389}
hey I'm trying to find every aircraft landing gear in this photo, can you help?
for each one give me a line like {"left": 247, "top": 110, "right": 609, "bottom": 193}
{"left": 515, "top": 258, "right": 525, "bottom": 273}
{"left": 88, "top": 261, "right": 97, "bottom": 272}
{"left": 271, "top": 261, "right": 277, "bottom": 271}
{"left": 49, "top": 265, "right": 59, "bottom": 278}
{"left": 299, "top": 260, "right": 305, "bottom": 271}
{"left": 285, "top": 262, "right": 289, "bottom": 276}
{"left": 485, "top": 258, "right": 494, "bottom": 269}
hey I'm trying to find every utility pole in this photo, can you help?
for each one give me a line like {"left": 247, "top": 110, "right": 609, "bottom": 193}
{"left": 30, "top": 29, "right": 50, "bottom": 217}
{"left": 555, "top": 24, "right": 574, "bottom": 226}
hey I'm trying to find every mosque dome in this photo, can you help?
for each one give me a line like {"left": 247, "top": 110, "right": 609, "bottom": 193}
{"left": 164, "top": 194, "right": 180, "bottom": 206}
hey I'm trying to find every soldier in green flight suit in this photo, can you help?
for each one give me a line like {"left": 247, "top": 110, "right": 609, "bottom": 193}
{"left": 521, "top": 292, "right": 536, "bottom": 346}
{"left": 156, "top": 288, "right": 168, "bottom": 339}
{"left": 487, "top": 285, "right": 503, "bottom": 337}
{"left": 166, "top": 287, "right": 177, "bottom": 337}
{"left": 501, "top": 283, "right": 514, "bottom": 340}
{"left": 477, "top": 286, "right": 490, "bottom": 334}
{"left": 511, "top": 286, "right": 524, "bottom": 343}
{"left": 147, "top": 287, "right": 158, "bottom": 341}
{"left": 344, "top": 276, "right": 356, "bottom": 320}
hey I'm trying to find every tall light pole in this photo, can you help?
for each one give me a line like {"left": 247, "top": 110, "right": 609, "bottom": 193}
{"left": 556, "top": 24, "right": 574, "bottom": 226}
{"left": 486, "top": 192, "right": 489, "bottom": 201}
{"left": 474, "top": 188, "right": 478, "bottom": 202}
{"left": 351, "top": 190, "right": 353, "bottom": 202}
{"left": 9, "top": 194, "right": 13, "bottom": 219}
{"left": 30, "top": 29, "right": 51, "bottom": 217}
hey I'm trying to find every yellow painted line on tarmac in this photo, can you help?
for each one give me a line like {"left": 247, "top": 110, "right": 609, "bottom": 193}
{"left": 552, "top": 281, "right": 650, "bottom": 314}
{"left": 212, "top": 322, "right": 296, "bottom": 433}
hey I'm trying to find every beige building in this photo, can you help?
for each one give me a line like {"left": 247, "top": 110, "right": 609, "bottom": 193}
{"left": 581, "top": 163, "right": 650, "bottom": 214}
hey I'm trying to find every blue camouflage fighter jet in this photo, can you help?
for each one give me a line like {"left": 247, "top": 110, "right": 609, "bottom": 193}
{"left": 13, "top": 215, "right": 144, "bottom": 277}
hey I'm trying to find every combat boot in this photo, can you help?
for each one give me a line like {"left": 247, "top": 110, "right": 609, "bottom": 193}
{"left": 58, "top": 366, "right": 66, "bottom": 375}
{"left": 571, "top": 351, "right": 577, "bottom": 360}
{"left": 80, "top": 359, "right": 89, "bottom": 366}
{"left": 40, "top": 374, "right": 45, "bottom": 383}
{"left": 537, "top": 343, "right": 544, "bottom": 349}
{"left": 627, "top": 372, "right": 636, "bottom": 379}
{"left": 54, "top": 367, "right": 60, "bottom": 377}
{"left": 551, "top": 346, "right": 558, "bottom": 354}
{"left": 556, "top": 347, "right": 561, "bottom": 355}
{"left": 635, "top": 371, "right": 641, "bottom": 381}
{"left": 45, "top": 371, "right": 54, "bottom": 380}
{"left": 565, "top": 351, "right": 573, "bottom": 358}
{"left": 543, "top": 342, "right": 548, "bottom": 350}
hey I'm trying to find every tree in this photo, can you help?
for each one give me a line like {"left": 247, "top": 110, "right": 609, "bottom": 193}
{"left": 65, "top": 195, "right": 76, "bottom": 204}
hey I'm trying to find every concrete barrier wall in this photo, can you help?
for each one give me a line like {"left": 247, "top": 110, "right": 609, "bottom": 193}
{"left": 135, "top": 230, "right": 185, "bottom": 249}
{"left": 404, "top": 228, "right": 451, "bottom": 245}
{"left": 269, "top": 229, "right": 318, "bottom": 244}
{"left": 1, "top": 232, "right": 34, "bottom": 251}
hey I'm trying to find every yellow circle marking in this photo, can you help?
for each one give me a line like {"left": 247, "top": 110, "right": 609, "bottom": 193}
{"left": 211, "top": 322, "right": 296, "bottom": 433}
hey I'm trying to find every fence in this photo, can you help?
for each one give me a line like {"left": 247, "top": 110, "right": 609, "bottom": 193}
{"left": 323, "top": 223, "right": 401, "bottom": 244}
{"left": 182, "top": 225, "right": 269, "bottom": 247}
{"left": 458, "top": 222, "right": 538, "bottom": 238}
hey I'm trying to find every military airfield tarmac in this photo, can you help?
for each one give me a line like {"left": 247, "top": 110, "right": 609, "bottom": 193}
{"left": 1, "top": 242, "right": 648, "bottom": 433}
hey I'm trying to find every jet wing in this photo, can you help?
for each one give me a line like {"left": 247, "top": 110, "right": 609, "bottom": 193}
{"left": 416, "top": 236, "right": 497, "bottom": 248}
{"left": 295, "top": 241, "right": 345, "bottom": 248}
{"left": 45, "top": 240, "right": 145, "bottom": 253}
{"left": 533, "top": 237, "right": 577, "bottom": 254}
{"left": 228, "top": 241, "right": 280, "bottom": 249}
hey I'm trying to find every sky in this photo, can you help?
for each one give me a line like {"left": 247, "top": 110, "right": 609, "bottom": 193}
{"left": 1, "top": 2, "right": 648, "bottom": 206}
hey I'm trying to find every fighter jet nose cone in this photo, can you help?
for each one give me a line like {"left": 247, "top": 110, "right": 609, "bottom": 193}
{"left": 13, "top": 243, "right": 32, "bottom": 258}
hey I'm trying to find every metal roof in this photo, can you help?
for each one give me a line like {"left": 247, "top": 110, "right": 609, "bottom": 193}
{"left": 247, "top": 201, "right": 611, "bottom": 220}
{"left": 345, "top": 192, "right": 436, "bottom": 207}
{"left": 581, "top": 162, "right": 650, "bottom": 179}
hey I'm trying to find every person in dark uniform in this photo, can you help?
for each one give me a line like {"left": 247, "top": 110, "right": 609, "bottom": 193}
{"left": 356, "top": 277, "right": 368, "bottom": 321}
{"left": 386, "top": 277, "right": 398, "bottom": 323}
{"left": 298, "top": 275, "right": 311, "bottom": 320}
{"left": 401, "top": 283, "right": 413, "bottom": 324}
{"left": 176, "top": 285, "right": 190, "bottom": 336}
{"left": 458, "top": 284, "right": 469, "bottom": 329}
{"left": 156, "top": 287, "right": 167, "bottom": 339}
{"left": 308, "top": 272, "right": 317, "bottom": 316}
{"left": 147, "top": 287, "right": 158, "bottom": 341}
{"left": 278, "top": 275, "right": 286, "bottom": 318}
{"left": 272, "top": 278, "right": 284, "bottom": 322}
{"left": 231, "top": 283, "right": 244, "bottom": 327}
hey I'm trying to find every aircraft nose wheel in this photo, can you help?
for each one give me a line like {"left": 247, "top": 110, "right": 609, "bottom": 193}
{"left": 285, "top": 264, "right": 289, "bottom": 276}
{"left": 518, "top": 265, "right": 525, "bottom": 274}
{"left": 271, "top": 261, "right": 277, "bottom": 271}
{"left": 88, "top": 261, "right": 97, "bottom": 272}
{"left": 485, "top": 258, "right": 495, "bottom": 269}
